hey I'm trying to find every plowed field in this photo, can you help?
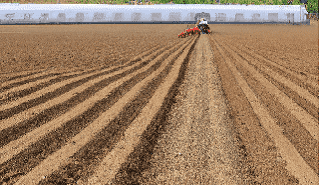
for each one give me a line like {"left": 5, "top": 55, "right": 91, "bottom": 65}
{"left": 0, "top": 23, "right": 318, "bottom": 185}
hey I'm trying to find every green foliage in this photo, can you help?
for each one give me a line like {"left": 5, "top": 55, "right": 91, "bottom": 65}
{"left": 292, "top": 0, "right": 300, "bottom": 5}
{"left": 273, "top": 0, "right": 280, "bottom": 5}
{"left": 306, "top": 0, "right": 319, "bottom": 13}
{"left": 173, "top": 0, "right": 184, "bottom": 4}
{"left": 183, "top": 0, "right": 194, "bottom": 4}
{"left": 254, "top": 0, "right": 261, "bottom": 4}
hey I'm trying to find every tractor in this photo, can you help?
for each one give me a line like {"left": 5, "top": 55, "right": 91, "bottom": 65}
{"left": 178, "top": 18, "right": 211, "bottom": 38}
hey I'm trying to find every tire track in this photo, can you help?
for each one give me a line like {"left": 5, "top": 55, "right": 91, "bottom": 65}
{"left": 0, "top": 44, "right": 166, "bottom": 133}
{"left": 0, "top": 41, "right": 180, "bottom": 120}
{"left": 211, "top": 37, "right": 319, "bottom": 185}
{"left": 0, "top": 39, "right": 186, "bottom": 148}
{"left": 0, "top": 38, "right": 193, "bottom": 185}
{"left": 10, "top": 37, "right": 197, "bottom": 185}
{"left": 213, "top": 39, "right": 318, "bottom": 142}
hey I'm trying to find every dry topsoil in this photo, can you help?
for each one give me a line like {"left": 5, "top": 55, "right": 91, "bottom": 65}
{"left": 0, "top": 22, "right": 318, "bottom": 184}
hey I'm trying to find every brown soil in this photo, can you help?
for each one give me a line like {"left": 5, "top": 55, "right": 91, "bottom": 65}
{"left": 0, "top": 24, "right": 183, "bottom": 74}
{"left": 0, "top": 23, "right": 318, "bottom": 185}
{"left": 207, "top": 23, "right": 318, "bottom": 184}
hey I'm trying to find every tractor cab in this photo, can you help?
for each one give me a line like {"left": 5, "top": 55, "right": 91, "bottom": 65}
{"left": 197, "top": 18, "right": 210, "bottom": 34}
{"left": 199, "top": 18, "right": 208, "bottom": 25}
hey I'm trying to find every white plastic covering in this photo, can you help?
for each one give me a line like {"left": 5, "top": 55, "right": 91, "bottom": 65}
{"left": 0, "top": 3, "right": 309, "bottom": 25}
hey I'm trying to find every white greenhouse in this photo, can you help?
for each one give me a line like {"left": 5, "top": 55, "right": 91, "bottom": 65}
{"left": 0, "top": 3, "right": 310, "bottom": 25}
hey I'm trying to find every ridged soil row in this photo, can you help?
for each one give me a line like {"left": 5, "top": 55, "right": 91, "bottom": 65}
{"left": 84, "top": 35, "right": 199, "bottom": 185}
{"left": 226, "top": 41, "right": 319, "bottom": 97}
{"left": 0, "top": 45, "right": 164, "bottom": 105}
{"left": 0, "top": 43, "right": 166, "bottom": 106}
{"left": 226, "top": 41, "right": 319, "bottom": 91}
{"left": 14, "top": 36, "right": 197, "bottom": 185}
{"left": 0, "top": 37, "right": 195, "bottom": 185}
{"left": 0, "top": 44, "right": 163, "bottom": 84}
{"left": 0, "top": 69, "right": 47, "bottom": 83}
{"left": 109, "top": 35, "right": 198, "bottom": 185}
{"left": 0, "top": 42, "right": 166, "bottom": 90}
{"left": 0, "top": 66, "right": 103, "bottom": 91}
{"left": 210, "top": 37, "right": 319, "bottom": 185}
{"left": 0, "top": 40, "right": 179, "bottom": 120}
{"left": 217, "top": 40, "right": 319, "bottom": 120}
{"left": 213, "top": 38, "right": 319, "bottom": 144}
{"left": 209, "top": 36, "right": 299, "bottom": 185}
{"left": 0, "top": 44, "right": 167, "bottom": 133}
{"left": 0, "top": 39, "right": 184, "bottom": 147}
{"left": 0, "top": 70, "right": 96, "bottom": 104}
{"left": 213, "top": 37, "right": 319, "bottom": 175}
{"left": 112, "top": 35, "right": 243, "bottom": 185}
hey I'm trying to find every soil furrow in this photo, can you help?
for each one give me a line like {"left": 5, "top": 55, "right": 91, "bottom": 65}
{"left": 0, "top": 73, "right": 61, "bottom": 92}
{"left": 0, "top": 70, "right": 97, "bottom": 106}
{"left": 0, "top": 68, "right": 108, "bottom": 112}
{"left": 85, "top": 36, "right": 198, "bottom": 185}
{"left": 0, "top": 41, "right": 179, "bottom": 119}
{"left": 222, "top": 41, "right": 319, "bottom": 109}
{"left": 0, "top": 39, "right": 187, "bottom": 150}
{"left": 227, "top": 41, "right": 319, "bottom": 92}
{"left": 0, "top": 22, "right": 316, "bottom": 185}
{"left": 215, "top": 40, "right": 319, "bottom": 175}
{"left": 11, "top": 37, "right": 195, "bottom": 185}
{"left": 0, "top": 70, "right": 45, "bottom": 84}
{"left": 211, "top": 37, "right": 319, "bottom": 185}
{"left": 216, "top": 41, "right": 319, "bottom": 173}
{"left": 38, "top": 37, "right": 196, "bottom": 185}
{"left": 0, "top": 71, "right": 86, "bottom": 103}
{"left": 0, "top": 44, "right": 163, "bottom": 105}
{"left": 258, "top": 71, "right": 319, "bottom": 120}
{"left": 215, "top": 39, "right": 319, "bottom": 142}
{"left": 209, "top": 36, "right": 299, "bottom": 185}
{"left": 0, "top": 60, "right": 134, "bottom": 88}
{"left": 1, "top": 68, "right": 84, "bottom": 89}
{"left": 112, "top": 35, "right": 242, "bottom": 185}
{"left": 111, "top": 36, "right": 198, "bottom": 185}
{"left": 0, "top": 43, "right": 168, "bottom": 132}
{"left": 234, "top": 67, "right": 320, "bottom": 175}
{"left": 0, "top": 42, "right": 165, "bottom": 108}
{"left": 220, "top": 42, "right": 319, "bottom": 120}
{"left": 0, "top": 38, "right": 191, "bottom": 185}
